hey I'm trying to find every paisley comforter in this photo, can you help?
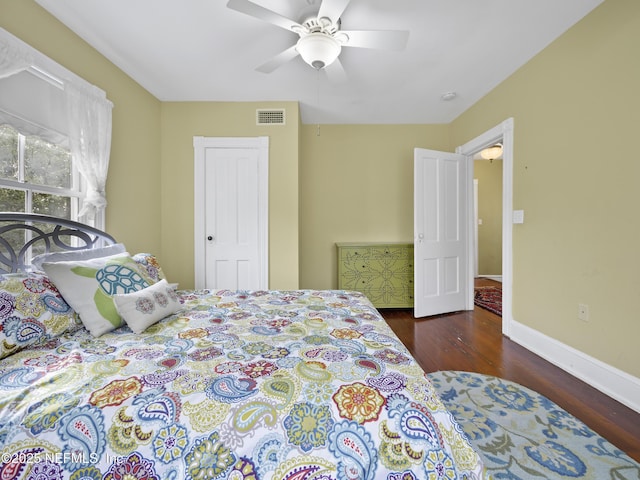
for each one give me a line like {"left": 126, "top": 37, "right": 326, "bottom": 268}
{"left": 0, "top": 289, "right": 483, "bottom": 479}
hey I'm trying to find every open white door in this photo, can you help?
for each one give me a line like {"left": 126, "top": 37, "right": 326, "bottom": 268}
{"left": 414, "top": 148, "right": 471, "bottom": 317}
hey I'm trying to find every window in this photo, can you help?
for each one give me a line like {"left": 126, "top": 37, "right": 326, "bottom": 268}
{"left": 0, "top": 123, "right": 79, "bottom": 220}
{"left": 1, "top": 27, "right": 113, "bottom": 231}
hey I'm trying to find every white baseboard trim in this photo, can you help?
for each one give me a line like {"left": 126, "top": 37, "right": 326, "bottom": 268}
{"left": 509, "top": 320, "right": 640, "bottom": 414}
{"left": 478, "top": 275, "right": 502, "bottom": 282}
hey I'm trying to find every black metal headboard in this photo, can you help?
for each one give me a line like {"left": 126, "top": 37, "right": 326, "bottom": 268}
{"left": 0, "top": 212, "right": 116, "bottom": 273}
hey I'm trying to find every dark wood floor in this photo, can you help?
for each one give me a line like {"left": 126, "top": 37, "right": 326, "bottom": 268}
{"left": 381, "top": 279, "right": 640, "bottom": 463}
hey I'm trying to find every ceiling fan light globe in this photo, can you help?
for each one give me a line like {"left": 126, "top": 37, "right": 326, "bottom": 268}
{"left": 296, "top": 33, "right": 341, "bottom": 70}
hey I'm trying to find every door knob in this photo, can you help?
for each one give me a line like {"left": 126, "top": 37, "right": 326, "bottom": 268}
{"left": 207, "top": 235, "right": 214, "bottom": 241}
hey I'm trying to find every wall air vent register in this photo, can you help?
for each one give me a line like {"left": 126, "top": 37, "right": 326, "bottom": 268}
{"left": 256, "top": 109, "right": 285, "bottom": 125}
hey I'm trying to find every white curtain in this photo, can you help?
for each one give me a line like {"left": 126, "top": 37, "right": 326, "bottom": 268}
{"left": 64, "top": 82, "right": 113, "bottom": 221}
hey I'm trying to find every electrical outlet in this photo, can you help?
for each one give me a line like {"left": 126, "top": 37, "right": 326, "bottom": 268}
{"left": 578, "top": 304, "right": 589, "bottom": 322}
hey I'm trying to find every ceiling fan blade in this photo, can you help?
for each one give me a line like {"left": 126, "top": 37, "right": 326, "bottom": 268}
{"left": 324, "top": 57, "right": 348, "bottom": 83}
{"left": 227, "top": 0, "right": 302, "bottom": 32}
{"left": 341, "top": 29, "right": 409, "bottom": 51}
{"left": 317, "top": 0, "right": 351, "bottom": 23}
{"left": 255, "top": 45, "right": 300, "bottom": 73}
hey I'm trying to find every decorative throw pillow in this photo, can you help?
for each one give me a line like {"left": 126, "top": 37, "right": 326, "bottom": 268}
{"left": 0, "top": 272, "right": 81, "bottom": 359}
{"left": 31, "top": 243, "right": 127, "bottom": 272}
{"left": 42, "top": 253, "right": 151, "bottom": 337}
{"left": 113, "top": 279, "right": 181, "bottom": 334}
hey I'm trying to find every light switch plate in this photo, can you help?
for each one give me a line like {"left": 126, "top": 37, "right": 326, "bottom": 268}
{"left": 512, "top": 210, "right": 524, "bottom": 224}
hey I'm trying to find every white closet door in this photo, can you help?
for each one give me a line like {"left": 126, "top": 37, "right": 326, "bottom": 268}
{"left": 194, "top": 136, "right": 268, "bottom": 290}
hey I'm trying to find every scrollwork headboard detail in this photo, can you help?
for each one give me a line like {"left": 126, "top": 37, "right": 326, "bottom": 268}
{"left": 0, "top": 212, "right": 116, "bottom": 273}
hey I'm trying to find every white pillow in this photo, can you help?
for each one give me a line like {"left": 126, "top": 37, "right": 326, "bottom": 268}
{"left": 42, "top": 253, "right": 151, "bottom": 337}
{"left": 113, "top": 279, "right": 181, "bottom": 334}
{"left": 31, "top": 243, "right": 126, "bottom": 271}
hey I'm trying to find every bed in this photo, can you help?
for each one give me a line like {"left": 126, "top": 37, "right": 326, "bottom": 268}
{"left": 0, "top": 213, "right": 484, "bottom": 479}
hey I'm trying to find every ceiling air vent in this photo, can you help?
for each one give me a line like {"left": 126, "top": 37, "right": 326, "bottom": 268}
{"left": 256, "top": 109, "right": 285, "bottom": 126}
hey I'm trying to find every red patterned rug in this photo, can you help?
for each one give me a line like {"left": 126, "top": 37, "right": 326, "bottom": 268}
{"left": 474, "top": 285, "right": 502, "bottom": 316}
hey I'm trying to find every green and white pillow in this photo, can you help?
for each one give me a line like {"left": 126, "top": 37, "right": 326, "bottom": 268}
{"left": 42, "top": 253, "right": 152, "bottom": 337}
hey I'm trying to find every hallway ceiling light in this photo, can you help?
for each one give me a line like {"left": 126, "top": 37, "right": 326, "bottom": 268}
{"left": 480, "top": 144, "right": 503, "bottom": 160}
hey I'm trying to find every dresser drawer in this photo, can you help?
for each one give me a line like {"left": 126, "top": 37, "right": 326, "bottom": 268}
{"left": 337, "top": 243, "right": 413, "bottom": 308}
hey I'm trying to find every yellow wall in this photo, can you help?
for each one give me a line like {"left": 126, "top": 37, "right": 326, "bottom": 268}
{"left": 0, "top": 0, "right": 162, "bottom": 257}
{"left": 160, "top": 102, "right": 300, "bottom": 290}
{"left": 474, "top": 159, "right": 502, "bottom": 275}
{"left": 299, "top": 124, "right": 451, "bottom": 289}
{"left": 452, "top": 0, "right": 640, "bottom": 377}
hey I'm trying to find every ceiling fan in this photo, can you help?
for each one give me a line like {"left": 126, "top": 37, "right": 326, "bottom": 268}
{"left": 226, "top": 0, "right": 409, "bottom": 79}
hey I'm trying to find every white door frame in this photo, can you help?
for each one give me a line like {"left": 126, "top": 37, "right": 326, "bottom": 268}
{"left": 473, "top": 178, "right": 479, "bottom": 278}
{"left": 457, "top": 118, "right": 514, "bottom": 337}
{"left": 193, "top": 136, "right": 269, "bottom": 290}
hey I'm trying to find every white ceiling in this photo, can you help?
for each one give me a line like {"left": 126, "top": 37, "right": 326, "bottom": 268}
{"left": 35, "top": 0, "right": 603, "bottom": 124}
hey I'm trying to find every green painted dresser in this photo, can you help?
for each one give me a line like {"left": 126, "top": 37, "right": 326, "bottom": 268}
{"left": 336, "top": 242, "right": 414, "bottom": 308}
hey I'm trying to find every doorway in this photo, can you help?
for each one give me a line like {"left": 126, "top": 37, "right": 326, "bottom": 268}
{"left": 474, "top": 156, "right": 503, "bottom": 282}
{"left": 457, "top": 118, "right": 514, "bottom": 337}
